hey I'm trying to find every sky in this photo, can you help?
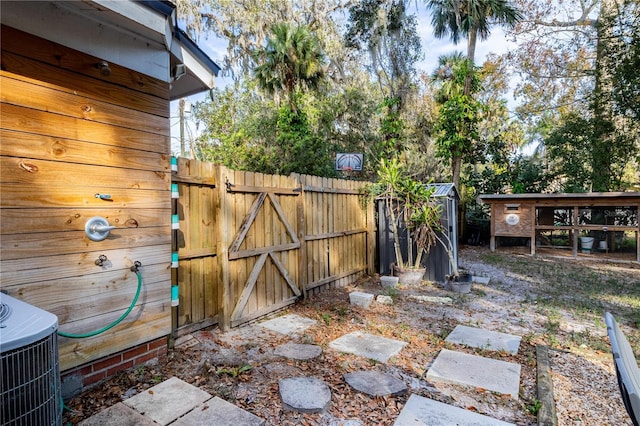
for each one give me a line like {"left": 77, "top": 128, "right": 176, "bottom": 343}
{"left": 170, "top": 5, "right": 517, "bottom": 156}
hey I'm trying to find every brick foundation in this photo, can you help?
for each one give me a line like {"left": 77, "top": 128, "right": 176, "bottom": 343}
{"left": 61, "top": 336, "right": 168, "bottom": 398}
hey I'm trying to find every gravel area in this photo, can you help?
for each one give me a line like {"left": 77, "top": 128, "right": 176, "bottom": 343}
{"left": 550, "top": 350, "right": 632, "bottom": 425}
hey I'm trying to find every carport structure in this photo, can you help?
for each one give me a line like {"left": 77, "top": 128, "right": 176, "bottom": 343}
{"left": 479, "top": 192, "right": 640, "bottom": 262}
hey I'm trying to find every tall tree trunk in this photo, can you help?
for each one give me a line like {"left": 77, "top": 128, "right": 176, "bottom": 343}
{"left": 464, "top": 27, "right": 478, "bottom": 95}
{"left": 447, "top": 28, "right": 479, "bottom": 189}
{"left": 452, "top": 154, "right": 461, "bottom": 189}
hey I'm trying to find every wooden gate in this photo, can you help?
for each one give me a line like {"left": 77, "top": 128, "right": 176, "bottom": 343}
{"left": 220, "top": 169, "right": 302, "bottom": 327}
{"left": 172, "top": 159, "right": 220, "bottom": 335}
{"left": 172, "top": 160, "right": 373, "bottom": 333}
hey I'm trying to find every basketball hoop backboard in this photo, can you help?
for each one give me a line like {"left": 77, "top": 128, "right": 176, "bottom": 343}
{"left": 335, "top": 153, "right": 363, "bottom": 171}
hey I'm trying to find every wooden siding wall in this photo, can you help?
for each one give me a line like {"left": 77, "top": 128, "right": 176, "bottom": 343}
{"left": 173, "top": 160, "right": 374, "bottom": 332}
{"left": 492, "top": 203, "right": 535, "bottom": 237}
{"left": 0, "top": 26, "right": 172, "bottom": 371}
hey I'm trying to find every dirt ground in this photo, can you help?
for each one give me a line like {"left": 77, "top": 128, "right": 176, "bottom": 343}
{"left": 63, "top": 246, "right": 640, "bottom": 425}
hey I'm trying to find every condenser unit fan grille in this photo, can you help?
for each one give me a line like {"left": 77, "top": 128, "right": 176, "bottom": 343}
{"left": 1, "top": 332, "right": 61, "bottom": 426}
{"left": 0, "top": 294, "right": 61, "bottom": 426}
{"left": 0, "top": 302, "right": 11, "bottom": 323}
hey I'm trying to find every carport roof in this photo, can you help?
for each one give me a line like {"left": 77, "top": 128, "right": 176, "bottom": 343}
{"left": 479, "top": 192, "right": 640, "bottom": 204}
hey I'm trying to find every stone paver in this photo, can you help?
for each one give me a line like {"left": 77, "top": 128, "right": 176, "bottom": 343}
{"left": 408, "top": 295, "right": 453, "bottom": 304}
{"left": 123, "top": 377, "right": 212, "bottom": 425}
{"left": 344, "top": 371, "right": 407, "bottom": 396}
{"left": 172, "top": 397, "right": 264, "bottom": 426}
{"left": 78, "top": 402, "right": 157, "bottom": 426}
{"left": 426, "top": 349, "right": 521, "bottom": 399}
{"left": 445, "top": 325, "right": 522, "bottom": 354}
{"left": 279, "top": 377, "right": 331, "bottom": 414}
{"left": 329, "top": 331, "right": 407, "bottom": 363}
{"left": 329, "top": 421, "right": 362, "bottom": 426}
{"left": 274, "top": 342, "right": 322, "bottom": 360}
{"left": 258, "top": 314, "right": 317, "bottom": 335}
{"left": 349, "top": 291, "right": 374, "bottom": 308}
{"left": 394, "top": 394, "right": 514, "bottom": 425}
{"left": 376, "top": 295, "right": 394, "bottom": 305}
{"left": 262, "top": 362, "right": 303, "bottom": 378}
{"left": 472, "top": 276, "right": 491, "bottom": 285}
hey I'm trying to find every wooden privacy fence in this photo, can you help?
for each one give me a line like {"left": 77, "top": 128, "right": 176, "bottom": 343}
{"left": 172, "top": 158, "right": 374, "bottom": 333}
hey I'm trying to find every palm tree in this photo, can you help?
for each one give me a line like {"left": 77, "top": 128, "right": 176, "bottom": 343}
{"left": 253, "top": 23, "right": 325, "bottom": 111}
{"left": 426, "top": 0, "right": 521, "bottom": 65}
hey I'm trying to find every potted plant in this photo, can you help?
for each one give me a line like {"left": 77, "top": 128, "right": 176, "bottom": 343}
{"left": 413, "top": 201, "right": 471, "bottom": 293}
{"left": 367, "top": 158, "right": 441, "bottom": 285}
{"left": 438, "top": 228, "right": 472, "bottom": 293}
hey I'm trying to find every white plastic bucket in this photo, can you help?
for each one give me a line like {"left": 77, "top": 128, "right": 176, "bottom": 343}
{"left": 580, "top": 237, "right": 595, "bottom": 253}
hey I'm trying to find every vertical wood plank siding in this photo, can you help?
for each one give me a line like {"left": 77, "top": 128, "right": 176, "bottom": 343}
{"left": 173, "top": 160, "right": 374, "bottom": 331}
{"left": 0, "top": 26, "right": 171, "bottom": 372}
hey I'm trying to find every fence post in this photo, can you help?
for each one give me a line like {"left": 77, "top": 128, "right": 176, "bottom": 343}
{"left": 366, "top": 184, "right": 376, "bottom": 276}
{"left": 296, "top": 174, "right": 308, "bottom": 299}
{"left": 216, "top": 165, "right": 232, "bottom": 331}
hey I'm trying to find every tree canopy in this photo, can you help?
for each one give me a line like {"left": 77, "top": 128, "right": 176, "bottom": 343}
{"left": 175, "top": 0, "right": 639, "bottom": 196}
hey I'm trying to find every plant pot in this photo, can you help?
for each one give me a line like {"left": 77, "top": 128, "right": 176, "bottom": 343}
{"left": 445, "top": 272, "right": 472, "bottom": 294}
{"left": 392, "top": 265, "right": 425, "bottom": 286}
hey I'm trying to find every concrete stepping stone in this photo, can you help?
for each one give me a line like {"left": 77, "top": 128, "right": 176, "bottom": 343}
{"left": 274, "top": 342, "right": 322, "bottom": 360}
{"left": 394, "top": 394, "right": 514, "bottom": 425}
{"left": 445, "top": 325, "right": 521, "bottom": 354}
{"left": 123, "top": 377, "right": 212, "bottom": 425}
{"left": 328, "top": 421, "right": 362, "bottom": 426}
{"left": 426, "top": 349, "right": 521, "bottom": 399}
{"left": 408, "top": 295, "right": 453, "bottom": 305}
{"left": 279, "top": 377, "right": 331, "bottom": 414}
{"left": 349, "top": 291, "right": 374, "bottom": 308}
{"left": 262, "top": 362, "right": 303, "bottom": 378}
{"left": 78, "top": 402, "right": 157, "bottom": 426}
{"left": 344, "top": 371, "right": 407, "bottom": 396}
{"left": 472, "top": 276, "right": 491, "bottom": 285}
{"left": 329, "top": 331, "right": 407, "bottom": 363}
{"left": 172, "top": 396, "right": 264, "bottom": 426}
{"left": 258, "top": 314, "right": 317, "bottom": 335}
{"left": 376, "top": 294, "right": 394, "bottom": 305}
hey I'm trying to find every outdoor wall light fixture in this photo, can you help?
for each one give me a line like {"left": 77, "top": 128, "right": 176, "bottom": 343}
{"left": 96, "top": 61, "right": 111, "bottom": 76}
{"left": 172, "top": 63, "right": 186, "bottom": 81}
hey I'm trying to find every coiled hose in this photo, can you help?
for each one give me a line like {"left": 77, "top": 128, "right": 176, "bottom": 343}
{"left": 57, "top": 262, "right": 142, "bottom": 339}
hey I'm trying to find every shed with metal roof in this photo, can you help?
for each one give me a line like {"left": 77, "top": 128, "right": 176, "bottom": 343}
{"left": 378, "top": 183, "right": 460, "bottom": 284}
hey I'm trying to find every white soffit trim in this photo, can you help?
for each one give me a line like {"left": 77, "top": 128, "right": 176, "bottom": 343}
{"left": 1, "top": 1, "right": 171, "bottom": 82}
{"left": 171, "top": 41, "right": 215, "bottom": 90}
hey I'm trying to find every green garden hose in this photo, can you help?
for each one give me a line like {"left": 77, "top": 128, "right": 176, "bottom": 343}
{"left": 57, "top": 263, "right": 142, "bottom": 339}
